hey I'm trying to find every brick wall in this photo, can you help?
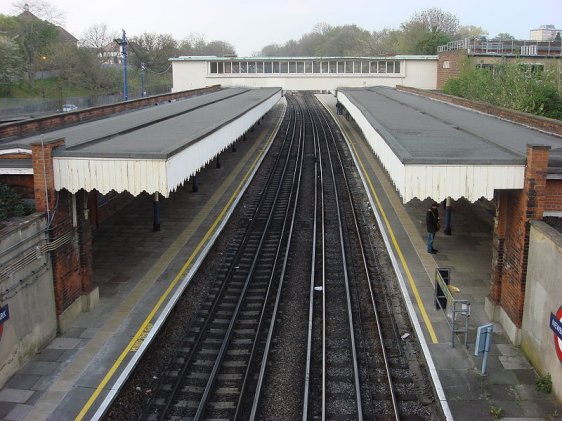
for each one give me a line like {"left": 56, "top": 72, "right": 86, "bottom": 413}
{"left": 491, "top": 146, "right": 550, "bottom": 327}
{"left": 545, "top": 179, "right": 562, "bottom": 211}
{"left": 0, "top": 174, "right": 34, "bottom": 198}
{"left": 490, "top": 190, "right": 507, "bottom": 303}
{"left": 30, "top": 139, "right": 64, "bottom": 214}
{"left": 0, "top": 85, "right": 221, "bottom": 141}
{"left": 436, "top": 50, "right": 467, "bottom": 90}
{"left": 49, "top": 190, "right": 83, "bottom": 314}
{"left": 30, "top": 138, "right": 95, "bottom": 315}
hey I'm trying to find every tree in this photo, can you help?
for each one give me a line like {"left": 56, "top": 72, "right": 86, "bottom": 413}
{"left": 0, "top": 5, "right": 60, "bottom": 82}
{"left": 258, "top": 23, "right": 375, "bottom": 57}
{"left": 79, "top": 23, "right": 118, "bottom": 65}
{"left": 129, "top": 32, "right": 178, "bottom": 72}
{"left": 178, "top": 34, "right": 236, "bottom": 57}
{"left": 12, "top": 0, "right": 65, "bottom": 25}
{"left": 179, "top": 33, "right": 207, "bottom": 55}
{"left": 405, "top": 8, "right": 459, "bottom": 36}
{"left": 0, "top": 183, "right": 34, "bottom": 221}
{"left": 322, "top": 25, "right": 373, "bottom": 56}
{"left": 493, "top": 32, "right": 515, "bottom": 40}
{"left": 204, "top": 40, "right": 235, "bottom": 57}
{"left": 0, "top": 35, "right": 25, "bottom": 92}
{"left": 455, "top": 25, "right": 488, "bottom": 40}
{"left": 415, "top": 28, "right": 451, "bottom": 55}
{"left": 368, "top": 28, "right": 401, "bottom": 55}
{"left": 398, "top": 8, "right": 459, "bottom": 53}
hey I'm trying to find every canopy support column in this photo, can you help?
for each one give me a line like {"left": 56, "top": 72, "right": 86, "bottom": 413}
{"left": 153, "top": 192, "right": 161, "bottom": 232}
{"left": 444, "top": 197, "right": 452, "bottom": 236}
{"left": 192, "top": 175, "right": 198, "bottom": 193}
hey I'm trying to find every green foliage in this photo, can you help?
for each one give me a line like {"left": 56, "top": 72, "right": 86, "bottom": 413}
{"left": 0, "top": 183, "right": 34, "bottom": 221}
{"left": 415, "top": 28, "right": 451, "bottom": 54}
{"left": 0, "top": 35, "right": 25, "bottom": 89}
{"left": 260, "top": 24, "right": 374, "bottom": 57}
{"left": 443, "top": 59, "right": 562, "bottom": 120}
{"left": 536, "top": 373, "right": 552, "bottom": 393}
{"left": 490, "top": 405, "right": 504, "bottom": 419}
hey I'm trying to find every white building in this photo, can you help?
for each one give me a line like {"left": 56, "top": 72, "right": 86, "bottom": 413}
{"left": 170, "top": 56, "right": 438, "bottom": 92}
{"left": 530, "top": 25, "right": 561, "bottom": 41}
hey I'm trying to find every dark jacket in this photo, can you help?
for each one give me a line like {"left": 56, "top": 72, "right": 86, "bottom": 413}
{"left": 426, "top": 207, "right": 439, "bottom": 233}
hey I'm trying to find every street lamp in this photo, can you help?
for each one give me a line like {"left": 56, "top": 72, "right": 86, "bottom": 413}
{"left": 141, "top": 62, "right": 145, "bottom": 98}
{"left": 40, "top": 55, "right": 47, "bottom": 98}
{"left": 114, "top": 30, "right": 128, "bottom": 101}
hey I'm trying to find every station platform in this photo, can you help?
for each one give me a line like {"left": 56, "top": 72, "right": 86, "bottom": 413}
{"left": 0, "top": 94, "right": 560, "bottom": 420}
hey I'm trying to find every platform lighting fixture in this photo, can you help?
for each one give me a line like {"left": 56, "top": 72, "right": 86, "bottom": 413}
{"left": 114, "top": 30, "right": 128, "bottom": 101}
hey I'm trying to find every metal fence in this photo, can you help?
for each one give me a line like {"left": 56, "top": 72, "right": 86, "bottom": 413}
{"left": 0, "top": 86, "right": 171, "bottom": 122}
{"left": 438, "top": 38, "right": 562, "bottom": 56}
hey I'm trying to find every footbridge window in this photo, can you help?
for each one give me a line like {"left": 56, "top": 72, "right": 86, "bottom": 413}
{"left": 209, "top": 59, "right": 403, "bottom": 75}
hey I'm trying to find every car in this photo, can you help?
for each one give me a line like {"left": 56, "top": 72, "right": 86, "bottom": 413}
{"left": 62, "top": 104, "right": 78, "bottom": 112}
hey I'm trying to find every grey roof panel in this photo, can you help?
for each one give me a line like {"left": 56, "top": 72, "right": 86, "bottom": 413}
{"left": 339, "top": 87, "right": 562, "bottom": 166}
{"left": 0, "top": 87, "right": 281, "bottom": 160}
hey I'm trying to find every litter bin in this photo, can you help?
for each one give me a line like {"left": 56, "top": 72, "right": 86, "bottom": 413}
{"left": 435, "top": 268, "right": 450, "bottom": 310}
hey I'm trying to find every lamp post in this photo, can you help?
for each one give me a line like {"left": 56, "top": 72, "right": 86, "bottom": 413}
{"left": 114, "top": 30, "right": 128, "bottom": 101}
{"left": 40, "top": 55, "right": 47, "bottom": 98}
{"left": 141, "top": 62, "right": 145, "bottom": 98}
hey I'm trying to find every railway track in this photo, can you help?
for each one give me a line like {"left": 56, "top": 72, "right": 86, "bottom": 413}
{"left": 141, "top": 95, "right": 305, "bottom": 420}
{"left": 115, "top": 93, "right": 441, "bottom": 421}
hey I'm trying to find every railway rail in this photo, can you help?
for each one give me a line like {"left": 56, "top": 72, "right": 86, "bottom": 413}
{"left": 108, "top": 93, "right": 442, "bottom": 421}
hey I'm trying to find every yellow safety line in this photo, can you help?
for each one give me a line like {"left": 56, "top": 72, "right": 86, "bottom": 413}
{"left": 340, "top": 120, "right": 439, "bottom": 344}
{"left": 76, "top": 126, "right": 279, "bottom": 420}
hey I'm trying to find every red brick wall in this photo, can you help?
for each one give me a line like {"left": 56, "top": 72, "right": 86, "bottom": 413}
{"left": 0, "top": 85, "right": 221, "bottom": 140}
{"left": 30, "top": 139, "right": 95, "bottom": 315}
{"left": 0, "top": 174, "right": 34, "bottom": 198}
{"left": 545, "top": 179, "right": 562, "bottom": 211}
{"left": 49, "top": 190, "right": 83, "bottom": 314}
{"left": 31, "top": 139, "right": 64, "bottom": 213}
{"left": 491, "top": 146, "right": 550, "bottom": 327}
{"left": 436, "top": 50, "right": 467, "bottom": 90}
{"left": 490, "top": 190, "right": 508, "bottom": 303}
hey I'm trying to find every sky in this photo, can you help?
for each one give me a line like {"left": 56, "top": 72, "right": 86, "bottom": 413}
{"left": 1, "top": 0, "right": 561, "bottom": 56}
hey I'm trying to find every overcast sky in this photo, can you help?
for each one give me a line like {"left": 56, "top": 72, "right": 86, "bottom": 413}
{"left": 1, "top": 0, "right": 560, "bottom": 56}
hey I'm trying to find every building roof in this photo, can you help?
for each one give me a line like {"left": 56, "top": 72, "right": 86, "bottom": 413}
{"left": 338, "top": 86, "right": 562, "bottom": 202}
{"left": 170, "top": 55, "right": 438, "bottom": 61}
{"left": 0, "top": 87, "right": 282, "bottom": 197}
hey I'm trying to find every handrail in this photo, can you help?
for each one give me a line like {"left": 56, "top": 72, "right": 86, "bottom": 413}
{"left": 434, "top": 268, "right": 470, "bottom": 348}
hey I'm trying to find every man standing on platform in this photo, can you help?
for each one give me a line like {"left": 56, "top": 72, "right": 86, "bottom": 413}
{"left": 426, "top": 201, "right": 440, "bottom": 254}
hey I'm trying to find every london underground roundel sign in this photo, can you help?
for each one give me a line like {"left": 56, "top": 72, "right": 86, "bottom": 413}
{"left": 0, "top": 305, "right": 9, "bottom": 342}
{"left": 551, "top": 307, "right": 562, "bottom": 363}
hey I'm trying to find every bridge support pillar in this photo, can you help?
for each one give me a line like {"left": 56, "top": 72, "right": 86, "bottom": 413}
{"left": 153, "top": 192, "right": 161, "bottom": 232}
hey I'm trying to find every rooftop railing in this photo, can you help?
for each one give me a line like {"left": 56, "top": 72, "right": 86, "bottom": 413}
{"left": 438, "top": 38, "right": 562, "bottom": 56}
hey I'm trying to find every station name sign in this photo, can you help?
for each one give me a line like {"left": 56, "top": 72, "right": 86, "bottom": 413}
{"left": 551, "top": 307, "right": 562, "bottom": 363}
{"left": 0, "top": 304, "right": 9, "bottom": 341}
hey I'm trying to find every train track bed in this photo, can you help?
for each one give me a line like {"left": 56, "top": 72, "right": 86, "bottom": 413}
{"left": 105, "top": 93, "right": 442, "bottom": 420}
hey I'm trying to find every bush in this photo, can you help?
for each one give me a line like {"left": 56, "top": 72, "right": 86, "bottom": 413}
{"left": 443, "top": 59, "right": 562, "bottom": 120}
{"left": 536, "top": 373, "right": 552, "bottom": 393}
{"left": 0, "top": 183, "right": 34, "bottom": 221}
